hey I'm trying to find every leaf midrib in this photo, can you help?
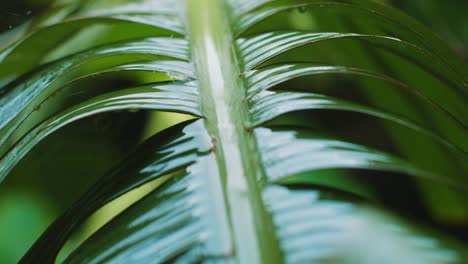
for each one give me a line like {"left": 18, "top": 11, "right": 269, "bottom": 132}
{"left": 186, "top": 0, "right": 281, "bottom": 263}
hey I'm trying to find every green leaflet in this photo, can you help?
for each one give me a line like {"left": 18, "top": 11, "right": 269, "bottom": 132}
{"left": 263, "top": 185, "right": 465, "bottom": 264}
{"left": 244, "top": 63, "right": 468, "bottom": 153}
{"left": 20, "top": 120, "right": 216, "bottom": 263}
{"left": 255, "top": 127, "right": 465, "bottom": 190}
{"left": 0, "top": 82, "right": 201, "bottom": 179}
{"left": 249, "top": 90, "right": 466, "bottom": 157}
{"left": 238, "top": 31, "right": 466, "bottom": 93}
{"left": 234, "top": 0, "right": 467, "bottom": 77}
{"left": 0, "top": 0, "right": 184, "bottom": 86}
{"left": 0, "top": 38, "right": 192, "bottom": 155}
{"left": 241, "top": 51, "right": 466, "bottom": 128}
{"left": 64, "top": 153, "right": 231, "bottom": 263}
{"left": 0, "top": 59, "right": 194, "bottom": 158}
{"left": 244, "top": 63, "right": 467, "bottom": 125}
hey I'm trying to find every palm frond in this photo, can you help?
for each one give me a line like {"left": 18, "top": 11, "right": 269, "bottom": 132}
{"left": 0, "top": 0, "right": 466, "bottom": 263}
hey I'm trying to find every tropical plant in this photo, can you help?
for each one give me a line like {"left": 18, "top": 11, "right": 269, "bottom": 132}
{"left": 0, "top": 0, "right": 467, "bottom": 263}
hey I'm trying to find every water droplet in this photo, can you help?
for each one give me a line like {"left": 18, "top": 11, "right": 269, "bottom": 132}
{"left": 8, "top": 25, "right": 12, "bottom": 29}
{"left": 298, "top": 5, "right": 308, "bottom": 13}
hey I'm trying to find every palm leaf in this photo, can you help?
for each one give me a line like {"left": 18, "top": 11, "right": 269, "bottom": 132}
{"left": 1, "top": 0, "right": 466, "bottom": 263}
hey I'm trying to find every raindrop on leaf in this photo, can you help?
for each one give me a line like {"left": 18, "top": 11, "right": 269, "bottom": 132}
{"left": 298, "top": 5, "right": 308, "bottom": 13}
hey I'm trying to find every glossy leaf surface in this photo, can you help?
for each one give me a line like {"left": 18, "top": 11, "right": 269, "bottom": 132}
{"left": 0, "top": 0, "right": 466, "bottom": 263}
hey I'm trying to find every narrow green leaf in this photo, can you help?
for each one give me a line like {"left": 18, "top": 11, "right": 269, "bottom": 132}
{"left": 19, "top": 119, "right": 212, "bottom": 263}
{"left": 0, "top": 58, "right": 194, "bottom": 157}
{"left": 0, "top": 82, "right": 201, "bottom": 180}
{"left": 244, "top": 63, "right": 467, "bottom": 129}
{"left": 255, "top": 127, "right": 465, "bottom": 190}
{"left": 233, "top": 0, "right": 467, "bottom": 78}
{"left": 263, "top": 185, "right": 466, "bottom": 264}
{"left": 238, "top": 31, "right": 466, "bottom": 93}
{"left": 249, "top": 90, "right": 467, "bottom": 156}
{"left": 0, "top": 3, "right": 185, "bottom": 87}
{"left": 65, "top": 154, "right": 232, "bottom": 263}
